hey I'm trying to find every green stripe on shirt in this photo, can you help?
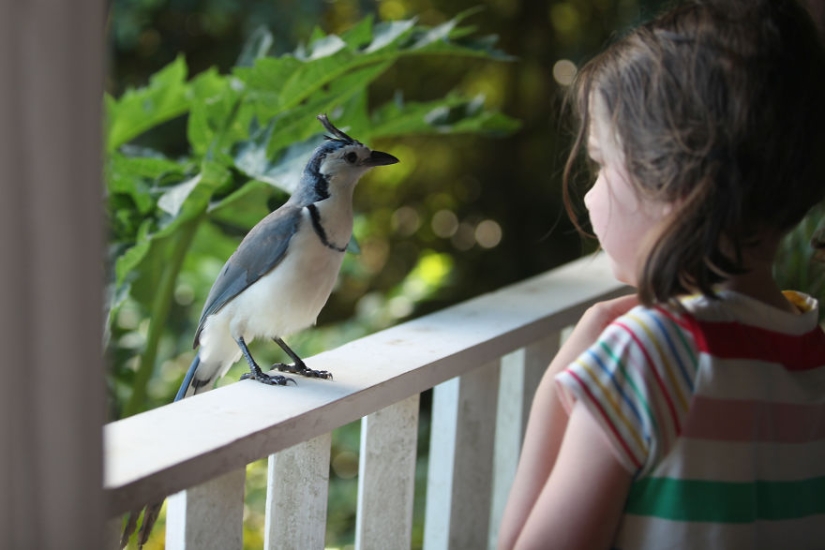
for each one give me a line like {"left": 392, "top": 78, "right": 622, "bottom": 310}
{"left": 626, "top": 476, "right": 825, "bottom": 522}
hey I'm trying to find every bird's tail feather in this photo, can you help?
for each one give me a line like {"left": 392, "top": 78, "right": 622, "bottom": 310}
{"left": 175, "top": 354, "right": 200, "bottom": 401}
{"left": 120, "top": 500, "right": 162, "bottom": 549}
{"left": 174, "top": 354, "right": 218, "bottom": 401}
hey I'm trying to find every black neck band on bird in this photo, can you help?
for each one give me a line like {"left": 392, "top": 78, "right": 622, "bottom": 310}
{"left": 306, "top": 203, "right": 347, "bottom": 253}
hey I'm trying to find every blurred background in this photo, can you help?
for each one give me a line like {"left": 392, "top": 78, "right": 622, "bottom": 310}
{"left": 107, "top": 0, "right": 824, "bottom": 548}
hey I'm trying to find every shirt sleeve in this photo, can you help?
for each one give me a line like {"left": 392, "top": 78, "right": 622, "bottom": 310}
{"left": 555, "top": 306, "right": 696, "bottom": 476}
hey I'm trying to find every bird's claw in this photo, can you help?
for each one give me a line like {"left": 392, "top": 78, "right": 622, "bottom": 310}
{"left": 270, "top": 362, "right": 333, "bottom": 380}
{"left": 240, "top": 370, "right": 296, "bottom": 386}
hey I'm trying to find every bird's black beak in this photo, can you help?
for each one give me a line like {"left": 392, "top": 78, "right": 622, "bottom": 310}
{"left": 362, "top": 150, "right": 399, "bottom": 167}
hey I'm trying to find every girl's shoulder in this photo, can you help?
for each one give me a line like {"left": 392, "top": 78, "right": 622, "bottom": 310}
{"left": 610, "top": 290, "right": 822, "bottom": 346}
{"left": 668, "top": 291, "right": 824, "bottom": 364}
{"left": 678, "top": 290, "right": 819, "bottom": 331}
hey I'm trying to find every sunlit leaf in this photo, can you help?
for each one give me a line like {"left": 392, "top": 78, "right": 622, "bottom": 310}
{"left": 365, "top": 19, "right": 417, "bottom": 53}
{"left": 158, "top": 174, "right": 201, "bottom": 217}
{"left": 411, "top": 18, "right": 458, "bottom": 49}
{"left": 303, "top": 34, "right": 347, "bottom": 60}
{"left": 233, "top": 118, "right": 320, "bottom": 194}
{"left": 259, "top": 62, "right": 393, "bottom": 152}
{"left": 368, "top": 93, "right": 520, "bottom": 139}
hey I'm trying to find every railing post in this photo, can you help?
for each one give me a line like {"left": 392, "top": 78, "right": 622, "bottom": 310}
{"left": 264, "top": 433, "right": 332, "bottom": 550}
{"left": 424, "top": 360, "right": 500, "bottom": 550}
{"left": 487, "top": 334, "right": 561, "bottom": 549}
{"left": 355, "top": 394, "right": 420, "bottom": 550}
{"left": 166, "top": 467, "right": 246, "bottom": 550}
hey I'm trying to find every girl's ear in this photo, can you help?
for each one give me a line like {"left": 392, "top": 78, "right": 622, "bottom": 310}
{"left": 659, "top": 196, "right": 684, "bottom": 220}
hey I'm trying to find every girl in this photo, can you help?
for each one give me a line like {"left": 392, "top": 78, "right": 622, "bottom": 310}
{"left": 498, "top": 1, "right": 825, "bottom": 548}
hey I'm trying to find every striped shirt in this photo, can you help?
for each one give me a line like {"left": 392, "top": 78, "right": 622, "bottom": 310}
{"left": 556, "top": 290, "right": 825, "bottom": 549}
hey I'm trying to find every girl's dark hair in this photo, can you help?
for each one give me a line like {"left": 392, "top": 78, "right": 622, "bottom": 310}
{"left": 563, "top": 0, "right": 825, "bottom": 305}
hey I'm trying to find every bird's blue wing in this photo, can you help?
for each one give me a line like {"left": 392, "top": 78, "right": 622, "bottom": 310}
{"left": 193, "top": 205, "right": 303, "bottom": 347}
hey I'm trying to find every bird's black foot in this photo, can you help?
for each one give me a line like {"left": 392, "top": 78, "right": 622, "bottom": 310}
{"left": 240, "top": 369, "right": 297, "bottom": 386}
{"left": 235, "top": 335, "right": 297, "bottom": 386}
{"left": 270, "top": 362, "right": 333, "bottom": 380}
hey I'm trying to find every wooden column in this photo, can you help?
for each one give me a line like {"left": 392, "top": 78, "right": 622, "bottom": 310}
{"left": 0, "top": 0, "right": 106, "bottom": 549}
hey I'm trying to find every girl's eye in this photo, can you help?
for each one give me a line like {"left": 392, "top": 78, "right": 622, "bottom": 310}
{"left": 345, "top": 152, "right": 358, "bottom": 164}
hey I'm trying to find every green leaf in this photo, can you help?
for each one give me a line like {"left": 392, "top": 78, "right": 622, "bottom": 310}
{"left": 342, "top": 14, "right": 374, "bottom": 50}
{"left": 368, "top": 93, "right": 520, "bottom": 139}
{"left": 410, "top": 18, "right": 458, "bottom": 49}
{"left": 364, "top": 19, "right": 417, "bottom": 54}
{"left": 236, "top": 26, "right": 274, "bottom": 67}
{"left": 233, "top": 118, "right": 320, "bottom": 194}
{"left": 157, "top": 174, "right": 202, "bottom": 217}
{"left": 208, "top": 179, "right": 281, "bottom": 231}
{"left": 308, "top": 26, "right": 327, "bottom": 43}
{"left": 347, "top": 236, "right": 361, "bottom": 255}
{"left": 260, "top": 61, "right": 394, "bottom": 152}
{"left": 302, "top": 34, "right": 347, "bottom": 60}
{"left": 187, "top": 68, "right": 235, "bottom": 157}
{"left": 156, "top": 161, "right": 230, "bottom": 233}
{"left": 235, "top": 14, "right": 511, "bottom": 124}
{"left": 106, "top": 151, "right": 188, "bottom": 223}
{"left": 114, "top": 220, "right": 154, "bottom": 287}
{"left": 112, "top": 149, "right": 186, "bottom": 179}
{"left": 117, "top": 160, "right": 228, "bottom": 293}
{"left": 106, "top": 56, "right": 191, "bottom": 152}
{"left": 233, "top": 56, "right": 302, "bottom": 112}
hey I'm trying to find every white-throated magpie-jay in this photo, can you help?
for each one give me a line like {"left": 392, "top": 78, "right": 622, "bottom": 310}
{"left": 175, "top": 114, "right": 398, "bottom": 399}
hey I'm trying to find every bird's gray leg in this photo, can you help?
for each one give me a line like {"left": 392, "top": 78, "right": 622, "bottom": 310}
{"left": 236, "top": 336, "right": 296, "bottom": 386}
{"left": 270, "top": 337, "right": 333, "bottom": 380}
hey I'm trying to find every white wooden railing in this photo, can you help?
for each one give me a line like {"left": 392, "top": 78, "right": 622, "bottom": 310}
{"left": 104, "top": 254, "right": 627, "bottom": 549}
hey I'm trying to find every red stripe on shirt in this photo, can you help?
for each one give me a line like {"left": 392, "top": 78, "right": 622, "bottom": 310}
{"left": 567, "top": 369, "right": 644, "bottom": 471}
{"left": 654, "top": 305, "right": 690, "bottom": 330}
{"left": 682, "top": 395, "right": 825, "bottom": 443}
{"left": 681, "top": 315, "right": 825, "bottom": 370}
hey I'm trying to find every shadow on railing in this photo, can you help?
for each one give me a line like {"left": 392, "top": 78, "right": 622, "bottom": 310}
{"left": 105, "top": 254, "right": 628, "bottom": 550}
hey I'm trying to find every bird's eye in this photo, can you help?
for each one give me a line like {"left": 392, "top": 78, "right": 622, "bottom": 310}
{"left": 345, "top": 152, "right": 358, "bottom": 164}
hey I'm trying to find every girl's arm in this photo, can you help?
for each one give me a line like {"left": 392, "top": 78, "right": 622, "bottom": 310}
{"left": 496, "top": 294, "right": 638, "bottom": 550}
{"left": 513, "top": 401, "right": 633, "bottom": 549}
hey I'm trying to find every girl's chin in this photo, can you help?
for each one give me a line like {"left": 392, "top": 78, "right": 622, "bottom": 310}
{"left": 607, "top": 261, "right": 637, "bottom": 288}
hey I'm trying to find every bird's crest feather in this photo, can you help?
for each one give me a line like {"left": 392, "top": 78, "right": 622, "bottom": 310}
{"left": 317, "top": 113, "right": 360, "bottom": 145}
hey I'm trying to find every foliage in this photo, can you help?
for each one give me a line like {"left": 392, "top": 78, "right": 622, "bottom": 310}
{"left": 105, "top": 12, "right": 518, "bottom": 419}
{"left": 775, "top": 203, "right": 825, "bottom": 320}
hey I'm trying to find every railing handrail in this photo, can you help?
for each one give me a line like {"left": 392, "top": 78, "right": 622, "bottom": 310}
{"left": 104, "top": 254, "right": 626, "bottom": 517}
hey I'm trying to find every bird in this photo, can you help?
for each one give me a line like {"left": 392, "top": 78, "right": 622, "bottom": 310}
{"left": 121, "top": 114, "right": 398, "bottom": 549}
{"left": 176, "top": 113, "right": 399, "bottom": 399}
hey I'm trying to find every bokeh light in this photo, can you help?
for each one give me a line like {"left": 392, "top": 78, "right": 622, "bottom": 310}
{"left": 391, "top": 206, "right": 421, "bottom": 236}
{"left": 431, "top": 209, "right": 459, "bottom": 238}
{"left": 475, "top": 219, "right": 503, "bottom": 248}
{"left": 552, "top": 59, "right": 577, "bottom": 86}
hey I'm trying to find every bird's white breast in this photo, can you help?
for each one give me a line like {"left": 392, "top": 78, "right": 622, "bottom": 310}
{"left": 197, "top": 201, "right": 351, "bottom": 373}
